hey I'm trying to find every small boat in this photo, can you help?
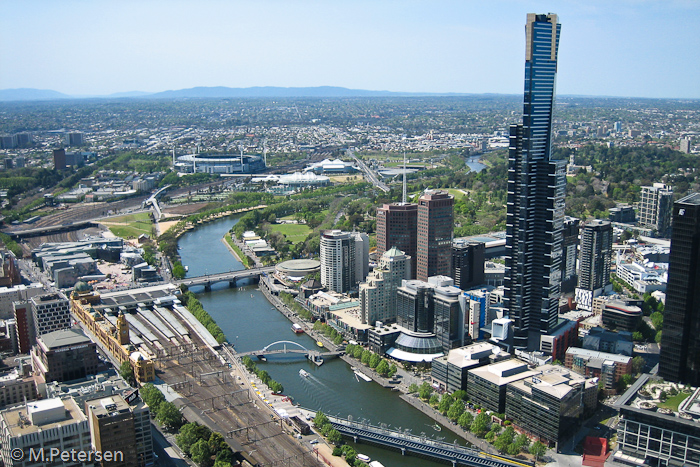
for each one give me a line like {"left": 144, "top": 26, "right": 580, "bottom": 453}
{"left": 299, "top": 369, "right": 310, "bottom": 378}
{"left": 316, "top": 341, "right": 324, "bottom": 348}
{"left": 292, "top": 323, "right": 304, "bottom": 334}
{"left": 357, "top": 454, "right": 371, "bottom": 463}
{"left": 354, "top": 370, "right": 372, "bottom": 382}
{"left": 433, "top": 423, "right": 442, "bottom": 432}
{"left": 369, "top": 462, "right": 385, "bottom": 467}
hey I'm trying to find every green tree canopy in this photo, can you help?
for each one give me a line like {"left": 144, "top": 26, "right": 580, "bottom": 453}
{"left": 156, "top": 401, "right": 184, "bottom": 431}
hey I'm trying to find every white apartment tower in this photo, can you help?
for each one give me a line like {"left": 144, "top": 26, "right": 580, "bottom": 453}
{"left": 638, "top": 183, "right": 674, "bottom": 238}
{"left": 359, "top": 247, "right": 411, "bottom": 325}
{"left": 320, "top": 230, "right": 356, "bottom": 293}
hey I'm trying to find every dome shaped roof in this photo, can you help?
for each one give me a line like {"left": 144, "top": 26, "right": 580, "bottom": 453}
{"left": 74, "top": 281, "right": 92, "bottom": 292}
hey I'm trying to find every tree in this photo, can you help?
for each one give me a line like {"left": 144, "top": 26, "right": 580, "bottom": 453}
{"left": 327, "top": 428, "right": 342, "bottom": 445}
{"left": 470, "top": 412, "right": 489, "bottom": 437}
{"left": 191, "top": 439, "right": 212, "bottom": 467}
{"left": 140, "top": 383, "right": 165, "bottom": 412}
{"left": 157, "top": 401, "right": 184, "bottom": 431}
{"left": 361, "top": 349, "right": 372, "bottom": 365}
{"left": 314, "top": 412, "right": 329, "bottom": 427}
{"left": 119, "top": 361, "right": 135, "bottom": 386}
{"left": 529, "top": 441, "right": 547, "bottom": 462}
{"left": 632, "top": 356, "right": 646, "bottom": 374}
{"left": 418, "top": 382, "right": 433, "bottom": 401}
{"left": 458, "top": 411, "right": 474, "bottom": 429}
{"left": 438, "top": 394, "right": 454, "bottom": 414}
{"left": 353, "top": 346, "right": 363, "bottom": 359}
{"left": 452, "top": 390, "right": 467, "bottom": 401}
{"left": 388, "top": 364, "right": 398, "bottom": 378}
{"left": 618, "top": 374, "right": 634, "bottom": 392}
{"left": 408, "top": 383, "right": 419, "bottom": 393}
{"left": 429, "top": 394, "right": 440, "bottom": 407}
{"left": 176, "top": 423, "right": 211, "bottom": 456}
{"left": 208, "top": 432, "right": 225, "bottom": 454}
{"left": 515, "top": 433, "right": 530, "bottom": 452}
{"left": 376, "top": 359, "right": 390, "bottom": 376}
{"left": 215, "top": 448, "right": 235, "bottom": 466}
{"left": 447, "top": 400, "right": 465, "bottom": 421}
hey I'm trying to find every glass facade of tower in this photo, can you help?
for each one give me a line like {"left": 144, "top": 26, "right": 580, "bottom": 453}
{"left": 659, "top": 193, "right": 700, "bottom": 385}
{"left": 504, "top": 13, "right": 566, "bottom": 350}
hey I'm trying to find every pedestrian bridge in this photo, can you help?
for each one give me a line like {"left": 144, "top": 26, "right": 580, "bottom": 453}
{"left": 326, "top": 415, "right": 534, "bottom": 467}
{"left": 235, "top": 340, "right": 343, "bottom": 365}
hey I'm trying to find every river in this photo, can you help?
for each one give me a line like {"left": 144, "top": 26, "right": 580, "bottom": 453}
{"left": 466, "top": 155, "right": 486, "bottom": 173}
{"left": 178, "top": 216, "right": 465, "bottom": 467}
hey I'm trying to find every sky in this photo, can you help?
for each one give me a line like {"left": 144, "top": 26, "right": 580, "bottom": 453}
{"left": 1, "top": 0, "right": 699, "bottom": 99}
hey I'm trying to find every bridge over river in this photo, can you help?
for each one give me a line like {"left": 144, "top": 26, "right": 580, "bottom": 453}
{"left": 326, "top": 415, "right": 534, "bottom": 467}
{"left": 235, "top": 340, "right": 344, "bottom": 366}
{"left": 174, "top": 266, "right": 276, "bottom": 290}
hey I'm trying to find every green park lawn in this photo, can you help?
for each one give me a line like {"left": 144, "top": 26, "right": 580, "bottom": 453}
{"left": 103, "top": 212, "right": 153, "bottom": 239}
{"left": 658, "top": 392, "right": 691, "bottom": 412}
{"left": 270, "top": 223, "right": 311, "bottom": 243}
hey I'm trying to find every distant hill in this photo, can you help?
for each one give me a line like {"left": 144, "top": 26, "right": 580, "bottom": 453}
{"left": 145, "top": 86, "right": 444, "bottom": 99}
{"left": 0, "top": 88, "right": 72, "bottom": 101}
{"left": 0, "top": 86, "right": 501, "bottom": 102}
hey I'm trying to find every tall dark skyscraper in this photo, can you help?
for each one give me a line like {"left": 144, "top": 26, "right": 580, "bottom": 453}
{"left": 416, "top": 190, "right": 454, "bottom": 282}
{"left": 377, "top": 203, "right": 418, "bottom": 277}
{"left": 575, "top": 219, "right": 613, "bottom": 310}
{"left": 504, "top": 13, "right": 566, "bottom": 350}
{"left": 659, "top": 193, "right": 700, "bottom": 385}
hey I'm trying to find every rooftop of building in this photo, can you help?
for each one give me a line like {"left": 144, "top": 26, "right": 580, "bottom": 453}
{"left": 678, "top": 192, "right": 700, "bottom": 205}
{"left": 1, "top": 397, "right": 85, "bottom": 437}
{"left": 94, "top": 283, "right": 180, "bottom": 310}
{"left": 38, "top": 327, "right": 92, "bottom": 350}
{"left": 86, "top": 394, "right": 131, "bottom": 418}
{"left": 614, "top": 373, "right": 700, "bottom": 426}
{"left": 508, "top": 364, "right": 589, "bottom": 400}
{"left": 469, "top": 358, "right": 539, "bottom": 386}
{"left": 565, "top": 347, "right": 632, "bottom": 364}
{"left": 440, "top": 342, "right": 503, "bottom": 368}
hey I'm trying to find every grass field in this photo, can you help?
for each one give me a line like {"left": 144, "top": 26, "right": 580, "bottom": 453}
{"left": 658, "top": 392, "right": 691, "bottom": 412}
{"left": 102, "top": 212, "right": 153, "bottom": 239}
{"left": 270, "top": 223, "right": 311, "bottom": 243}
{"left": 446, "top": 188, "right": 469, "bottom": 199}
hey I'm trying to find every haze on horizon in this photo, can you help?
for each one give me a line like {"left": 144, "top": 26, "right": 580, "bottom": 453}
{"left": 1, "top": 0, "right": 699, "bottom": 100}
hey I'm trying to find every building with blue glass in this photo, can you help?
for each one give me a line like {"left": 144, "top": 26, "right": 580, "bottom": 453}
{"left": 504, "top": 13, "right": 566, "bottom": 351}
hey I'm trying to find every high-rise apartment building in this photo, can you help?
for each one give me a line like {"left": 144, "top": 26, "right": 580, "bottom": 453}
{"left": 31, "top": 292, "right": 70, "bottom": 337}
{"left": 359, "top": 247, "right": 411, "bottom": 326}
{"left": 504, "top": 13, "right": 566, "bottom": 350}
{"left": 659, "top": 193, "right": 700, "bottom": 385}
{"left": 575, "top": 219, "right": 613, "bottom": 311}
{"left": 561, "top": 216, "right": 580, "bottom": 294}
{"left": 450, "top": 240, "right": 485, "bottom": 290}
{"left": 320, "top": 230, "right": 366, "bottom": 293}
{"left": 638, "top": 183, "right": 674, "bottom": 238}
{"left": 680, "top": 137, "right": 692, "bottom": 154}
{"left": 416, "top": 190, "right": 454, "bottom": 282}
{"left": 376, "top": 203, "right": 418, "bottom": 277}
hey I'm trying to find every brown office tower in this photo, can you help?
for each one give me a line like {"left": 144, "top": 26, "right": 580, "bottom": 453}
{"left": 86, "top": 395, "right": 139, "bottom": 466}
{"left": 416, "top": 190, "right": 454, "bottom": 281}
{"left": 376, "top": 203, "right": 418, "bottom": 277}
{"left": 53, "top": 148, "right": 66, "bottom": 170}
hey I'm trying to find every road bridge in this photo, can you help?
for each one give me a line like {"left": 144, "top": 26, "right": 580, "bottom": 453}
{"left": 174, "top": 266, "right": 275, "bottom": 290}
{"left": 326, "top": 415, "right": 534, "bottom": 467}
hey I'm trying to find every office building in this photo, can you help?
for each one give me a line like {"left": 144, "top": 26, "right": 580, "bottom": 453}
{"left": 0, "top": 397, "right": 92, "bottom": 467}
{"left": 352, "top": 231, "right": 370, "bottom": 283}
{"left": 561, "top": 217, "right": 580, "bottom": 294}
{"left": 0, "top": 283, "right": 43, "bottom": 320}
{"left": 565, "top": 347, "right": 632, "bottom": 390}
{"left": 53, "top": 148, "right": 67, "bottom": 170}
{"left": 450, "top": 240, "right": 485, "bottom": 290}
{"left": 65, "top": 131, "right": 84, "bottom": 147}
{"left": 31, "top": 328, "right": 101, "bottom": 383}
{"left": 464, "top": 288, "right": 492, "bottom": 341}
{"left": 575, "top": 219, "right": 613, "bottom": 311}
{"left": 638, "top": 183, "right": 674, "bottom": 238}
{"left": 609, "top": 204, "right": 636, "bottom": 224}
{"left": 601, "top": 299, "right": 642, "bottom": 333}
{"left": 506, "top": 364, "right": 593, "bottom": 444}
{"left": 320, "top": 230, "right": 356, "bottom": 293}
{"left": 467, "top": 358, "right": 539, "bottom": 414}
{"left": 86, "top": 394, "right": 153, "bottom": 467}
{"left": 614, "top": 374, "right": 700, "bottom": 467}
{"left": 431, "top": 342, "right": 507, "bottom": 393}
{"left": 30, "top": 293, "right": 70, "bottom": 336}
{"left": 359, "top": 247, "right": 411, "bottom": 325}
{"left": 504, "top": 13, "right": 566, "bottom": 351}
{"left": 582, "top": 327, "right": 634, "bottom": 356}
{"left": 659, "top": 193, "right": 700, "bottom": 385}
{"left": 376, "top": 203, "right": 418, "bottom": 277}
{"left": 432, "top": 283, "right": 465, "bottom": 353}
{"left": 0, "top": 370, "right": 37, "bottom": 409}
{"left": 13, "top": 301, "right": 34, "bottom": 354}
{"left": 416, "top": 190, "right": 454, "bottom": 281}
{"left": 680, "top": 137, "right": 692, "bottom": 154}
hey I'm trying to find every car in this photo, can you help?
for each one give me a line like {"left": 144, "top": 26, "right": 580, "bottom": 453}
{"left": 310, "top": 439, "right": 319, "bottom": 445}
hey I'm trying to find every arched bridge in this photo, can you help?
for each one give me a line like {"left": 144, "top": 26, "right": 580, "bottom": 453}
{"left": 174, "top": 266, "right": 276, "bottom": 290}
{"left": 235, "top": 340, "right": 344, "bottom": 365}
